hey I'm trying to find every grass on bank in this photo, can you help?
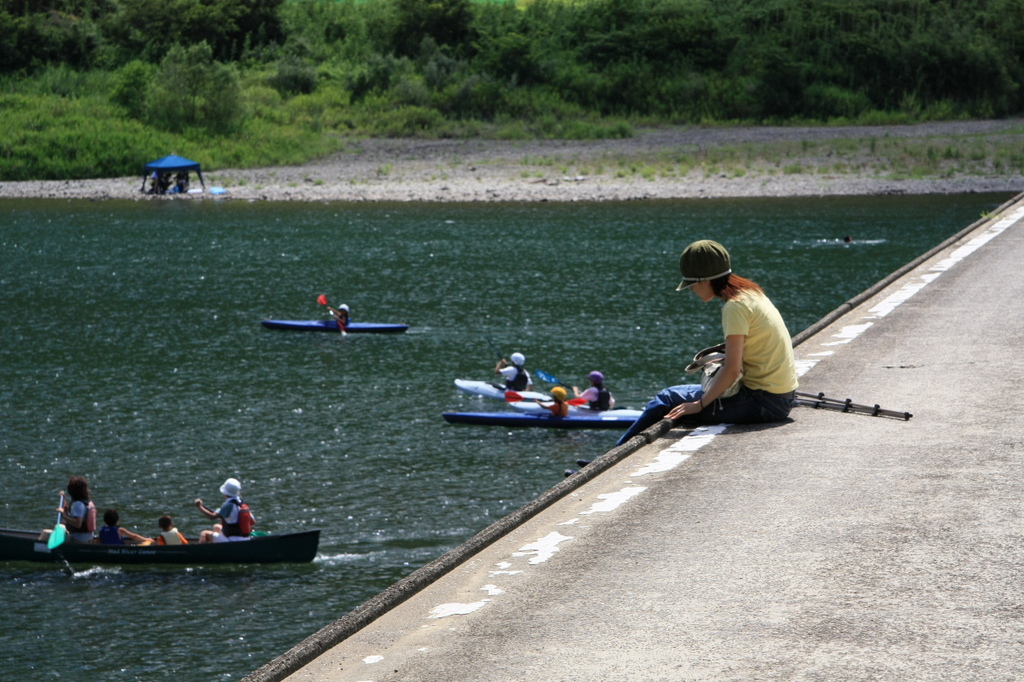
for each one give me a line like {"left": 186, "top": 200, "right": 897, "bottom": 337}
{"left": 3, "top": 71, "right": 1024, "bottom": 183}
{"left": 5, "top": 0, "right": 1024, "bottom": 183}
{"left": 494, "top": 132, "right": 1024, "bottom": 185}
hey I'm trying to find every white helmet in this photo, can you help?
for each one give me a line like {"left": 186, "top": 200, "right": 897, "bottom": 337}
{"left": 510, "top": 352, "right": 525, "bottom": 366}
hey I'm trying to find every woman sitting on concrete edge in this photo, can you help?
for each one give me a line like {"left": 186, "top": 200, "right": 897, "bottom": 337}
{"left": 616, "top": 239, "right": 798, "bottom": 446}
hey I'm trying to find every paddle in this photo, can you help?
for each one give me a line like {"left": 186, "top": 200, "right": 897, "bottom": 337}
{"left": 47, "top": 494, "right": 66, "bottom": 550}
{"left": 533, "top": 369, "right": 562, "bottom": 386}
{"left": 505, "top": 391, "right": 587, "bottom": 406}
{"left": 317, "top": 294, "right": 347, "bottom": 335}
{"left": 483, "top": 335, "right": 503, "bottom": 362}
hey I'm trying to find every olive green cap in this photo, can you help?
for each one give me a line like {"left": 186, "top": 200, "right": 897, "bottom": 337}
{"left": 676, "top": 240, "right": 732, "bottom": 291}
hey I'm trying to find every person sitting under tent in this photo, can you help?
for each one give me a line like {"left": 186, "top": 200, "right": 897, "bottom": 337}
{"left": 141, "top": 155, "right": 207, "bottom": 195}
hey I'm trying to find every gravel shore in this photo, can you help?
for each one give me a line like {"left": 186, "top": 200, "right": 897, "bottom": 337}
{"left": 3, "top": 120, "right": 1022, "bottom": 202}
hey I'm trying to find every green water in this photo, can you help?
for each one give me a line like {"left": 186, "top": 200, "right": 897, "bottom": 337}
{"left": 0, "top": 193, "right": 1009, "bottom": 680}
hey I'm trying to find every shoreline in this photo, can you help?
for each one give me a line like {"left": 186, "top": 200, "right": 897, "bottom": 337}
{"left": 2, "top": 121, "right": 1022, "bottom": 202}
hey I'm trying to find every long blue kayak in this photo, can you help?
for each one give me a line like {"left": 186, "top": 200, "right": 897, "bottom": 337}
{"left": 261, "top": 319, "right": 409, "bottom": 333}
{"left": 442, "top": 409, "right": 640, "bottom": 429}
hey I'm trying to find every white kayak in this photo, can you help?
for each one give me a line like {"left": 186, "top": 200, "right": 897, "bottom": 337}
{"left": 454, "top": 379, "right": 550, "bottom": 402}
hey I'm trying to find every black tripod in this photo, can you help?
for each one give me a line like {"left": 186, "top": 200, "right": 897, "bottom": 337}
{"left": 795, "top": 391, "right": 912, "bottom": 420}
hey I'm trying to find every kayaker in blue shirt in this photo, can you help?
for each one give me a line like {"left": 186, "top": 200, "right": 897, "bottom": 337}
{"left": 98, "top": 508, "right": 153, "bottom": 545}
{"left": 496, "top": 352, "right": 532, "bottom": 391}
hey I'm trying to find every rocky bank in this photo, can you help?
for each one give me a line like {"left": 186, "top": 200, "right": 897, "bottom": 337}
{"left": 2, "top": 120, "right": 1022, "bottom": 202}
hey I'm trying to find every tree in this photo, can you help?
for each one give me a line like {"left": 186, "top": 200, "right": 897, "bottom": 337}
{"left": 391, "top": 0, "right": 474, "bottom": 58}
{"left": 147, "top": 42, "right": 244, "bottom": 133}
{"left": 102, "top": 0, "right": 283, "bottom": 63}
{"left": 110, "top": 59, "right": 153, "bottom": 118}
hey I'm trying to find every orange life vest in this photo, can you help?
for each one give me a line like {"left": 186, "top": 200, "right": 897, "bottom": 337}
{"left": 157, "top": 530, "right": 188, "bottom": 545}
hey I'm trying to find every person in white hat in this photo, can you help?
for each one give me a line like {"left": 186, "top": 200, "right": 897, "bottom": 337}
{"left": 328, "top": 303, "right": 350, "bottom": 331}
{"left": 194, "top": 477, "right": 254, "bottom": 543}
{"left": 495, "top": 351, "right": 532, "bottom": 392}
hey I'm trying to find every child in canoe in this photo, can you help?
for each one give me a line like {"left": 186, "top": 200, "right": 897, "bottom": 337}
{"left": 98, "top": 509, "right": 154, "bottom": 545}
{"left": 156, "top": 515, "right": 188, "bottom": 545}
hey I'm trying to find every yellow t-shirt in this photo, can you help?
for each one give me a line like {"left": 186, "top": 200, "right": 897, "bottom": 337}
{"left": 721, "top": 290, "right": 798, "bottom": 394}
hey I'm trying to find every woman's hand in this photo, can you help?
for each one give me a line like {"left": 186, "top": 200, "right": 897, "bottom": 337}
{"left": 666, "top": 400, "right": 703, "bottom": 420}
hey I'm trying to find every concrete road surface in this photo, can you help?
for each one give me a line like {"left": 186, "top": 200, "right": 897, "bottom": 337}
{"left": 249, "top": 193, "right": 1024, "bottom": 682}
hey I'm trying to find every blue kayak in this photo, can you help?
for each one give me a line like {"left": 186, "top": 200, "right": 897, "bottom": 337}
{"left": 442, "top": 410, "right": 640, "bottom": 429}
{"left": 261, "top": 319, "right": 409, "bottom": 334}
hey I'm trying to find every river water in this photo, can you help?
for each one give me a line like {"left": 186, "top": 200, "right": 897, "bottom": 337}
{"left": 0, "top": 193, "right": 1010, "bottom": 680}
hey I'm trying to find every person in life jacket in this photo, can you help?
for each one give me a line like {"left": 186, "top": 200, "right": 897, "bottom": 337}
{"left": 495, "top": 352, "right": 532, "bottom": 391}
{"left": 58, "top": 475, "right": 97, "bottom": 543}
{"left": 535, "top": 385, "right": 570, "bottom": 417}
{"left": 98, "top": 508, "right": 153, "bottom": 545}
{"left": 194, "top": 477, "right": 255, "bottom": 543}
{"left": 573, "top": 370, "right": 615, "bottom": 411}
{"left": 156, "top": 515, "right": 188, "bottom": 545}
{"left": 327, "top": 303, "right": 350, "bottom": 331}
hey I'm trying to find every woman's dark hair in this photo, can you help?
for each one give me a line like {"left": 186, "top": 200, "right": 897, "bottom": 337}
{"left": 158, "top": 515, "right": 173, "bottom": 530}
{"left": 711, "top": 273, "right": 763, "bottom": 301}
{"left": 67, "top": 475, "right": 91, "bottom": 502}
{"left": 104, "top": 509, "right": 119, "bottom": 526}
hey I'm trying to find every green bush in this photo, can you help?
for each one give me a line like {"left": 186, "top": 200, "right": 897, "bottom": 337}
{"left": 110, "top": 60, "right": 155, "bottom": 119}
{"left": 6, "top": 0, "right": 1024, "bottom": 181}
{"left": 365, "top": 104, "right": 449, "bottom": 136}
{"left": 269, "top": 56, "right": 318, "bottom": 96}
{"left": 803, "top": 84, "right": 873, "bottom": 121}
{"left": 147, "top": 43, "right": 245, "bottom": 134}
{"left": 391, "top": 0, "right": 475, "bottom": 57}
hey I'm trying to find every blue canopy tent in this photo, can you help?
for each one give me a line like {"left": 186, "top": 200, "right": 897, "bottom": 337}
{"left": 141, "top": 155, "right": 206, "bottom": 193}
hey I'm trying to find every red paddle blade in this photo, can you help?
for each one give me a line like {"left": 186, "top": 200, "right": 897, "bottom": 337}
{"left": 504, "top": 391, "right": 523, "bottom": 402}
{"left": 567, "top": 398, "right": 587, "bottom": 406}
{"left": 317, "top": 294, "right": 328, "bottom": 305}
